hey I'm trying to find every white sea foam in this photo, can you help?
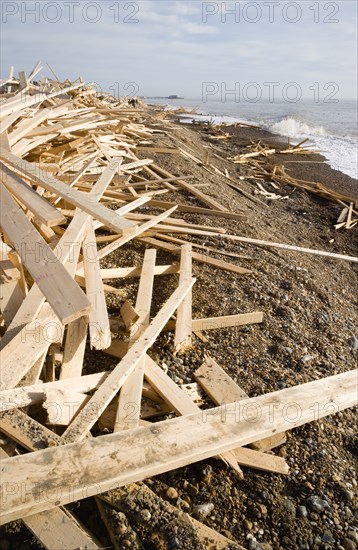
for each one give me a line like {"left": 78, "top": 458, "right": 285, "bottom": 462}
{"left": 268, "top": 117, "right": 326, "bottom": 138}
{"left": 179, "top": 113, "right": 357, "bottom": 180}
{"left": 266, "top": 117, "right": 357, "bottom": 179}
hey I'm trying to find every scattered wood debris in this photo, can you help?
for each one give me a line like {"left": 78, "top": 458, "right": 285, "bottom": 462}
{"left": 228, "top": 140, "right": 358, "bottom": 224}
{"left": 0, "top": 64, "right": 357, "bottom": 548}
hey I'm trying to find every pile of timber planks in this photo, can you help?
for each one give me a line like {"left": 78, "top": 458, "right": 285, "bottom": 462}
{"left": 1, "top": 65, "right": 357, "bottom": 549}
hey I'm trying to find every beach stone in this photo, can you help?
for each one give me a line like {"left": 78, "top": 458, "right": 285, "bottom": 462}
{"left": 307, "top": 495, "right": 329, "bottom": 513}
{"left": 343, "top": 489, "right": 355, "bottom": 502}
{"left": 284, "top": 499, "right": 296, "bottom": 516}
{"left": 347, "top": 530, "right": 358, "bottom": 543}
{"left": 297, "top": 505, "right": 308, "bottom": 518}
{"left": 342, "top": 539, "right": 356, "bottom": 550}
{"left": 192, "top": 502, "right": 214, "bottom": 519}
{"left": 347, "top": 336, "right": 358, "bottom": 350}
{"left": 166, "top": 487, "right": 178, "bottom": 500}
{"left": 322, "top": 530, "right": 334, "bottom": 543}
{"left": 138, "top": 509, "right": 151, "bottom": 522}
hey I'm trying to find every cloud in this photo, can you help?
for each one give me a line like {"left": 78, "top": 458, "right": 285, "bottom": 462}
{"left": 0, "top": 0, "right": 356, "bottom": 98}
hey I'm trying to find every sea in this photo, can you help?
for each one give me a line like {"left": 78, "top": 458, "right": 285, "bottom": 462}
{"left": 147, "top": 98, "right": 358, "bottom": 180}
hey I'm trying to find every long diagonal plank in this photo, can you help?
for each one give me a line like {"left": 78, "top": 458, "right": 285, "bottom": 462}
{"left": 114, "top": 249, "right": 157, "bottom": 431}
{"left": 0, "top": 183, "right": 91, "bottom": 324}
{"left": 0, "top": 162, "right": 66, "bottom": 227}
{"left": 195, "top": 356, "right": 286, "bottom": 451}
{"left": 60, "top": 278, "right": 195, "bottom": 444}
{"left": 0, "top": 148, "right": 136, "bottom": 236}
{"left": 1, "top": 369, "right": 356, "bottom": 523}
{"left": 174, "top": 244, "right": 192, "bottom": 354}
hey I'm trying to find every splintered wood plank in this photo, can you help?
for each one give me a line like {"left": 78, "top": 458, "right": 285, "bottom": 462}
{"left": 0, "top": 184, "right": 90, "bottom": 324}
{"left": 0, "top": 303, "right": 60, "bottom": 390}
{"left": 174, "top": 244, "right": 192, "bottom": 354}
{"left": 0, "top": 148, "right": 136, "bottom": 236}
{"left": 0, "top": 162, "right": 66, "bottom": 227}
{"left": 0, "top": 371, "right": 110, "bottom": 412}
{"left": 143, "top": 354, "right": 242, "bottom": 476}
{"left": 43, "top": 390, "right": 89, "bottom": 426}
{"left": 1, "top": 370, "right": 356, "bottom": 523}
{"left": 114, "top": 249, "right": 157, "bottom": 431}
{"left": 60, "top": 278, "right": 195, "bottom": 444}
{"left": 0, "top": 259, "right": 24, "bottom": 324}
{"left": 225, "top": 234, "right": 358, "bottom": 264}
{"left": 83, "top": 219, "right": 111, "bottom": 350}
{"left": 140, "top": 237, "right": 252, "bottom": 275}
{"left": 0, "top": 449, "right": 100, "bottom": 550}
{"left": 195, "top": 356, "right": 286, "bottom": 451}
{"left": 120, "top": 301, "right": 139, "bottom": 329}
{"left": 60, "top": 316, "right": 89, "bottom": 380}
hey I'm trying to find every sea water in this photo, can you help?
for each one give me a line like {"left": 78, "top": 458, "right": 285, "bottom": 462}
{"left": 148, "top": 98, "right": 358, "bottom": 180}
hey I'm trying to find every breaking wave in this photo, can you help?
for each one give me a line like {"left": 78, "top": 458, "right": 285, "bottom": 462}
{"left": 267, "top": 117, "right": 326, "bottom": 138}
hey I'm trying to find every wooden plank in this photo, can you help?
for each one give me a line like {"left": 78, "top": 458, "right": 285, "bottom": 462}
{"left": 120, "top": 301, "right": 139, "bottom": 329}
{"left": 140, "top": 237, "right": 252, "bottom": 275}
{"left": 60, "top": 278, "right": 195, "bottom": 444}
{"left": 100, "top": 264, "right": 180, "bottom": 280}
{"left": 224, "top": 234, "right": 358, "bottom": 264}
{"left": 114, "top": 249, "right": 157, "bottom": 431}
{"left": 149, "top": 163, "right": 229, "bottom": 211}
{"left": 166, "top": 312, "right": 263, "bottom": 333}
{"left": 195, "top": 356, "right": 286, "bottom": 452}
{"left": 24, "top": 506, "right": 100, "bottom": 550}
{"left": 0, "top": 449, "right": 100, "bottom": 550}
{"left": 1, "top": 370, "right": 356, "bottom": 522}
{"left": 59, "top": 316, "right": 89, "bottom": 380}
{"left": 83, "top": 219, "right": 111, "bottom": 350}
{"left": 43, "top": 390, "right": 89, "bottom": 426}
{"left": 0, "top": 303, "right": 60, "bottom": 390}
{"left": 0, "top": 371, "right": 110, "bottom": 412}
{"left": 0, "top": 148, "right": 136, "bottom": 236}
{"left": 0, "top": 162, "right": 66, "bottom": 227}
{"left": 0, "top": 184, "right": 91, "bottom": 324}
{"left": 174, "top": 244, "right": 192, "bottom": 354}
{"left": 0, "top": 259, "right": 24, "bottom": 325}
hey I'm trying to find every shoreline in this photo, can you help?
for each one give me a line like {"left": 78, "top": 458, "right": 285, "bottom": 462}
{"left": 158, "top": 104, "right": 358, "bottom": 190}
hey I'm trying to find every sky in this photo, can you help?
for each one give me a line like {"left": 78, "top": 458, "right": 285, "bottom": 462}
{"left": 1, "top": 1, "right": 357, "bottom": 100}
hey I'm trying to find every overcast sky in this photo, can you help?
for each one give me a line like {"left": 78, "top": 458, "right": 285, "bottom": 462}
{"left": 1, "top": 1, "right": 357, "bottom": 99}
